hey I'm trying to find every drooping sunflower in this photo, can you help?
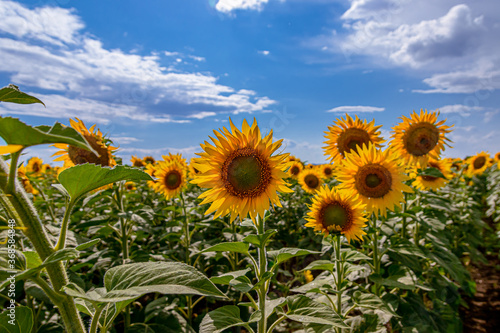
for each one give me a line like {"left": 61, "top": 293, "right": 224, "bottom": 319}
{"left": 17, "top": 164, "right": 38, "bottom": 195}
{"left": 191, "top": 118, "right": 292, "bottom": 222}
{"left": 390, "top": 109, "right": 452, "bottom": 168}
{"left": 298, "top": 168, "right": 323, "bottom": 194}
{"left": 323, "top": 114, "right": 384, "bottom": 163}
{"left": 466, "top": 152, "right": 491, "bottom": 177}
{"left": 26, "top": 157, "right": 44, "bottom": 176}
{"left": 151, "top": 160, "right": 187, "bottom": 199}
{"left": 335, "top": 143, "right": 412, "bottom": 217}
{"left": 52, "top": 118, "right": 117, "bottom": 168}
{"left": 320, "top": 164, "right": 335, "bottom": 180}
{"left": 131, "top": 155, "right": 145, "bottom": 167}
{"left": 287, "top": 161, "right": 303, "bottom": 179}
{"left": 305, "top": 186, "right": 367, "bottom": 242}
{"left": 412, "top": 158, "right": 452, "bottom": 191}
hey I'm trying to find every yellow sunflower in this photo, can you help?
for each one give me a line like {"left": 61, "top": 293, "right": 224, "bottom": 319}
{"left": 144, "top": 162, "right": 158, "bottom": 188}
{"left": 298, "top": 168, "right": 323, "bottom": 194}
{"left": 26, "top": 157, "right": 44, "bottom": 176}
{"left": 466, "top": 152, "right": 491, "bottom": 177}
{"left": 191, "top": 118, "right": 292, "bottom": 222}
{"left": 188, "top": 157, "right": 201, "bottom": 179}
{"left": 131, "top": 155, "right": 145, "bottom": 167}
{"left": 161, "top": 152, "right": 187, "bottom": 169}
{"left": 335, "top": 143, "right": 412, "bottom": 217}
{"left": 390, "top": 109, "right": 452, "bottom": 168}
{"left": 320, "top": 164, "right": 335, "bottom": 180}
{"left": 494, "top": 152, "right": 500, "bottom": 163}
{"left": 17, "top": 164, "right": 38, "bottom": 195}
{"left": 323, "top": 114, "right": 384, "bottom": 163}
{"left": 304, "top": 270, "right": 314, "bottom": 283}
{"left": 150, "top": 160, "right": 187, "bottom": 199}
{"left": 412, "top": 158, "right": 452, "bottom": 191}
{"left": 124, "top": 181, "right": 136, "bottom": 191}
{"left": 305, "top": 186, "right": 367, "bottom": 242}
{"left": 287, "top": 161, "right": 303, "bottom": 179}
{"left": 52, "top": 118, "right": 117, "bottom": 168}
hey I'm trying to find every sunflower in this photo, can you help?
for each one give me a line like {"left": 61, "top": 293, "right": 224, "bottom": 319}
{"left": 150, "top": 160, "right": 187, "bottom": 199}
{"left": 412, "top": 158, "right": 452, "bottom": 191}
{"left": 466, "top": 152, "right": 491, "bottom": 177}
{"left": 304, "top": 270, "right": 314, "bottom": 283}
{"left": 335, "top": 143, "right": 412, "bottom": 217}
{"left": 323, "top": 114, "right": 384, "bottom": 163}
{"left": 305, "top": 186, "right": 367, "bottom": 242}
{"left": 124, "top": 181, "right": 136, "bottom": 191}
{"left": 494, "top": 152, "right": 500, "bottom": 163}
{"left": 17, "top": 164, "right": 38, "bottom": 195}
{"left": 161, "top": 152, "right": 187, "bottom": 169}
{"left": 26, "top": 157, "right": 44, "bottom": 176}
{"left": 287, "top": 161, "right": 303, "bottom": 179}
{"left": 191, "top": 118, "right": 292, "bottom": 222}
{"left": 298, "top": 168, "right": 323, "bottom": 194}
{"left": 52, "top": 118, "right": 117, "bottom": 168}
{"left": 131, "top": 155, "right": 145, "bottom": 167}
{"left": 188, "top": 158, "right": 201, "bottom": 179}
{"left": 390, "top": 109, "right": 452, "bottom": 168}
{"left": 320, "top": 164, "right": 335, "bottom": 180}
{"left": 143, "top": 156, "right": 156, "bottom": 164}
{"left": 144, "top": 162, "right": 158, "bottom": 188}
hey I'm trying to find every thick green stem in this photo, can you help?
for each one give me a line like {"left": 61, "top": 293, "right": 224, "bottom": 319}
{"left": 0, "top": 159, "right": 86, "bottom": 333}
{"left": 89, "top": 306, "right": 104, "bottom": 333}
{"left": 371, "top": 217, "right": 380, "bottom": 296}
{"left": 6, "top": 151, "right": 21, "bottom": 194}
{"left": 333, "top": 235, "right": 344, "bottom": 333}
{"left": 54, "top": 199, "right": 75, "bottom": 251}
{"left": 256, "top": 215, "right": 268, "bottom": 333}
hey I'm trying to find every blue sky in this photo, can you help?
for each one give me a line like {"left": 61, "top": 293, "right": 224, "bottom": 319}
{"left": 1, "top": 0, "right": 499, "bottom": 164}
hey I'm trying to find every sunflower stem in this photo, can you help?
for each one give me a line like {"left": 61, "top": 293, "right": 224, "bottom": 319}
{"left": 54, "top": 198, "right": 76, "bottom": 251}
{"left": 371, "top": 216, "right": 381, "bottom": 296}
{"left": 256, "top": 214, "right": 268, "bottom": 333}
{"left": 401, "top": 193, "right": 408, "bottom": 238}
{"left": 333, "top": 235, "right": 344, "bottom": 333}
{"left": 6, "top": 151, "right": 21, "bottom": 195}
{"left": 180, "top": 192, "right": 194, "bottom": 330}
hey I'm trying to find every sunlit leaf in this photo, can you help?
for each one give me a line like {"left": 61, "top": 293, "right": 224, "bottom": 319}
{"left": 0, "top": 84, "right": 45, "bottom": 106}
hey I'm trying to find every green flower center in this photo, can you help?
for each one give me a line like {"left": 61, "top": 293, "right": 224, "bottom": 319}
{"left": 222, "top": 148, "right": 271, "bottom": 198}
{"left": 321, "top": 203, "right": 351, "bottom": 231}
{"left": 365, "top": 174, "right": 382, "bottom": 188}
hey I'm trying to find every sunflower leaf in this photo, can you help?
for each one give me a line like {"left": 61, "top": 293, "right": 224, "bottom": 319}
{"left": 199, "top": 305, "right": 256, "bottom": 333}
{"left": 58, "top": 164, "right": 153, "bottom": 202}
{"left": 243, "top": 229, "right": 277, "bottom": 247}
{"left": 268, "top": 248, "right": 320, "bottom": 266}
{"left": 284, "top": 295, "right": 349, "bottom": 328}
{"left": 0, "top": 84, "right": 45, "bottom": 106}
{"left": 417, "top": 167, "right": 446, "bottom": 179}
{"left": 0, "top": 117, "right": 95, "bottom": 153}
{"left": 0, "top": 305, "right": 34, "bottom": 333}
{"left": 201, "top": 242, "right": 249, "bottom": 255}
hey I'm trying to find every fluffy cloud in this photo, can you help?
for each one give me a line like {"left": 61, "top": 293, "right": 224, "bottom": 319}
{"left": 326, "top": 105, "right": 384, "bottom": 113}
{"left": 215, "top": 0, "right": 269, "bottom": 13}
{"left": 319, "top": 0, "right": 500, "bottom": 94}
{"left": 0, "top": 1, "right": 275, "bottom": 122}
{"left": 436, "top": 104, "right": 485, "bottom": 117}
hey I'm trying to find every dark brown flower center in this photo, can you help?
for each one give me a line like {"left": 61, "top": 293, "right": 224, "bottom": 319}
{"left": 473, "top": 156, "right": 486, "bottom": 170}
{"left": 320, "top": 201, "right": 352, "bottom": 232}
{"left": 68, "top": 135, "right": 111, "bottom": 166}
{"left": 32, "top": 162, "right": 41, "bottom": 172}
{"left": 164, "top": 170, "right": 182, "bottom": 190}
{"left": 337, "top": 128, "right": 371, "bottom": 157}
{"left": 404, "top": 122, "right": 439, "bottom": 157}
{"left": 324, "top": 167, "right": 333, "bottom": 176}
{"left": 222, "top": 147, "right": 271, "bottom": 198}
{"left": 304, "top": 174, "right": 320, "bottom": 189}
{"left": 355, "top": 164, "right": 392, "bottom": 198}
{"left": 133, "top": 159, "right": 145, "bottom": 167}
{"left": 144, "top": 156, "right": 156, "bottom": 164}
{"left": 291, "top": 165, "right": 300, "bottom": 175}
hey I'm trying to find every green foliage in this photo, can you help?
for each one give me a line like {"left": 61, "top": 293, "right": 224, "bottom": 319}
{"left": 0, "top": 84, "right": 45, "bottom": 106}
{"left": 0, "top": 306, "right": 34, "bottom": 333}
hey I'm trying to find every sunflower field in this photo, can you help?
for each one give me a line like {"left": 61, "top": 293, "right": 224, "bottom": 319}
{"left": 1, "top": 85, "right": 499, "bottom": 333}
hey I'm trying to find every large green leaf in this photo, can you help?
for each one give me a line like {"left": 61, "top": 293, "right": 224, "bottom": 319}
{"left": 243, "top": 229, "right": 277, "bottom": 247}
{"left": 369, "top": 266, "right": 416, "bottom": 290}
{"left": 268, "top": 248, "right": 320, "bottom": 266}
{"left": 282, "top": 295, "right": 348, "bottom": 328}
{"left": 0, "top": 84, "right": 44, "bottom": 106}
{"left": 301, "top": 260, "right": 336, "bottom": 272}
{"left": 199, "top": 305, "right": 255, "bottom": 333}
{"left": 58, "top": 164, "right": 153, "bottom": 201}
{"left": 0, "top": 117, "right": 93, "bottom": 152}
{"left": 0, "top": 306, "right": 33, "bottom": 333}
{"left": 352, "top": 292, "right": 399, "bottom": 317}
{"left": 201, "top": 242, "right": 249, "bottom": 255}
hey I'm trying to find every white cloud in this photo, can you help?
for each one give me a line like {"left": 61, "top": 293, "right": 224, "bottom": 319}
{"left": 326, "top": 105, "right": 384, "bottom": 113}
{"left": 258, "top": 50, "right": 270, "bottom": 56}
{"left": 281, "top": 138, "right": 325, "bottom": 164}
{"left": 215, "top": 0, "right": 269, "bottom": 13}
{"left": 0, "top": 1, "right": 276, "bottom": 123}
{"left": 437, "top": 104, "right": 484, "bottom": 117}
{"left": 117, "top": 146, "right": 200, "bottom": 162}
{"left": 317, "top": 1, "right": 500, "bottom": 94}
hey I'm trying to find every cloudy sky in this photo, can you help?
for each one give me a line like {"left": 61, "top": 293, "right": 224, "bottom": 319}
{"left": 1, "top": 0, "right": 499, "bottom": 164}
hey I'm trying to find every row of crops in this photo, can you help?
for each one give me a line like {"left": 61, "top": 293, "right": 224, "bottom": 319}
{"left": 1, "top": 85, "right": 500, "bottom": 332}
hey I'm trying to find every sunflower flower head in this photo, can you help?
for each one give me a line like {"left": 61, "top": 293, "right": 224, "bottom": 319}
{"left": 52, "top": 118, "right": 117, "bottom": 168}
{"left": 305, "top": 186, "right": 367, "bottom": 242}
{"left": 143, "top": 156, "right": 156, "bottom": 164}
{"left": 298, "top": 168, "right": 323, "bottom": 194}
{"left": 412, "top": 158, "right": 452, "bottom": 191}
{"left": 287, "top": 161, "right": 303, "bottom": 179}
{"left": 466, "top": 152, "right": 491, "bottom": 177}
{"left": 17, "top": 164, "right": 38, "bottom": 195}
{"left": 323, "top": 114, "right": 384, "bottom": 163}
{"left": 320, "top": 164, "right": 335, "bottom": 180}
{"left": 191, "top": 118, "right": 292, "bottom": 223}
{"left": 335, "top": 143, "right": 412, "bottom": 217}
{"left": 26, "top": 157, "right": 44, "bottom": 177}
{"left": 131, "top": 155, "right": 145, "bottom": 167}
{"left": 390, "top": 109, "right": 452, "bottom": 168}
{"left": 150, "top": 160, "right": 187, "bottom": 199}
